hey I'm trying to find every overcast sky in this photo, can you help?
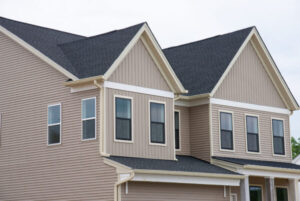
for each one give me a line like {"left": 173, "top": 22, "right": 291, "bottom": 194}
{"left": 1, "top": 0, "right": 300, "bottom": 138}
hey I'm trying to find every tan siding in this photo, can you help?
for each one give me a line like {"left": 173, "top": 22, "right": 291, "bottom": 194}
{"left": 275, "top": 178, "right": 289, "bottom": 186}
{"left": 189, "top": 104, "right": 210, "bottom": 161}
{"left": 230, "top": 186, "right": 241, "bottom": 201}
{"left": 175, "top": 105, "right": 191, "bottom": 155}
{"left": 109, "top": 39, "right": 171, "bottom": 91}
{"left": 106, "top": 88, "right": 175, "bottom": 160}
{"left": 121, "top": 182, "right": 230, "bottom": 201}
{"left": 211, "top": 104, "right": 292, "bottom": 162}
{"left": 214, "top": 42, "right": 286, "bottom": 108}
{"left": 0, "top": 32, "right": 117, "bottom": 200}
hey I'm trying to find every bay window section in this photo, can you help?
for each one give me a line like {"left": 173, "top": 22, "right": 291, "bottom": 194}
{"left": 115, "top": 97, "right": 132, "bottom": 141}
{"left": 48, "top": 104, "right": 61, "bottom": 145}
{"left": 272, "top": 119, "right": 285, "bottom": 155}
{"left": 150, "top": 102, "right": 165, "bottom": 144}
{"left": 220, "top": 112, "right": 233, "bottom": 150}
{"left": 82, "top": 98, "right": 96, "bottom": 140}
{"left": 246, "top": 115, "right": 259, "bottom": 152}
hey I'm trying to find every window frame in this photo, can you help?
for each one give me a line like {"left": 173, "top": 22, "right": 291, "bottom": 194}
{"left": 81, "top": 97, "right": 97, "bottom": 141}
{"left": 149, "top": 100, "right": 166, "bottom": 146}
{"left": 245, "top": 114, "right": 261, "bottom": 154}
{"left": 114, "top": 95, "right": 133, "bottom": 143}
{"left": 271, "top": 117, "right": 286, "bottom": 157}
{"left": 174, "top": 109, "right": 180, "bottom": 151}
{"left": 219, "top": 110, "right": 235, "bottom": 152}
{"left": 47, "top": 103, "right": 61, "bottom": 146}
{"left": 275, "top": 186, "right": 289, "bottom": 201}
{"left": 249, "top": 184, "right": 264, "bottom": 201}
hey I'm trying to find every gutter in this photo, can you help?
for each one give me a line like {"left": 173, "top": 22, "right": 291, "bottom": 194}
{"left": 64, "top": 75, "right": 105, "bottom": 87}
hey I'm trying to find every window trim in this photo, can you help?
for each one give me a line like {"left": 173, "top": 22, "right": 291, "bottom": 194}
{"left": 81, "top": 97, "right": 97, "bottom": 141}
{"left": 271, "top": 117, "right": 286, "bottom": 157}
{"left": 174, "top": 109, "right": 181, "bottom": 151}
{"left": 275, "top": 186, "right": 289, "bottom": 201}
{"left": 249, "top": 184, "right": 264, "bottom": 201}
{"left": 219, "top": 110, "right": 235, "bottom": 152}
{"left": 149, "top": 100, "right": 167, "bottom": 146}
{"left": 113, "top": 95, "right": 134, "bottom": 143}
{"left": 47, "top": 103, "right": 61, "bottom": 146}
{"left": 245, "top": 114, "right": 261, "bottom": 154}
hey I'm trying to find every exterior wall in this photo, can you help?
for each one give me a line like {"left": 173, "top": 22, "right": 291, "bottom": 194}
{"left": 121, "top": 182, "right": 230, "bottom": 201}
{"left": 231, "top": 186, "right": 240, "bottom": 201}
{"left": 105, "top": 88, "right": 175, "bottom": 160}
{"left": 211, "top": 104, "right": 292, "bottom": 162}
{"left": 0, "top": 32, "right": 117, "bottom": 200}
{"left": 175, "top": 105, "right": 191, "bottom": 155}
{"left": 189, "top": 104, "right": 210, "bottom": 161}
{"left": 109, "top": 39, "right": 171, "bottom": 91}
{"left": 214, "top": 42, "right": 286, "bottom": 108}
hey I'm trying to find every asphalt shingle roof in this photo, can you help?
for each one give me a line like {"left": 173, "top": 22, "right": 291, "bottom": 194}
{"left": 108, "top": 155, "right": 240, "bottom": 175}
{"left": 163, "top": 27, "right": 253, "bottom": 96}
{"left": 213, "top": 156, "right": 300, "bottom": 170}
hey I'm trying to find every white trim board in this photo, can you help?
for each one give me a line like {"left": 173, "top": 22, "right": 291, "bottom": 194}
{"left": 237, "top": 168, "right": 300, "bottom": 179}
{"left": 210, "top": 98, "right": 291, "bottom": 115}
{"left": 131, "top": 173, "right": 240, "bottom": 186}
{"left": 103, "top": 81, "right": 174, "bottom": 98}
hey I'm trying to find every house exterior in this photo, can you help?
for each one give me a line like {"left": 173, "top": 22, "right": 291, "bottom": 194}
{"left": 0, "top": 16, "right": 299, "bottom": 201}
{"left": 293, "top": 155, "right": 300, "bottom": 198}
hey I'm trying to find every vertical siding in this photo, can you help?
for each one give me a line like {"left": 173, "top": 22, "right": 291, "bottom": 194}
{"left": 175, "top": 105, "right": 191, "bottom": 155}
{"left": 211, "top": 104, "right": 292, "bottom": 162}
{"left": 121, "top": 182, "right": 231, "bottom": 201}
{"left": 214, "top": 42, "right": 286, "bottom": 108}
{"left": 189, "top": 104, "right": 210, "bottom": 161}
{"left": 109, "top": 39, "right": 171, "bottom": 91}
{"left": 0, "top": 32, "right": 117, "bottom": 200}
{"left": 106, "top": 88, "right": 175, "bottom": 160}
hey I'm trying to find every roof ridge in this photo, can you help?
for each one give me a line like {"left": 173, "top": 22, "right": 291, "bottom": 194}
{"left": 0, "top": 16, "right": 85, "bottom": 38}
{"left": 163, "top": 26, "right": 254, "bottom": 50}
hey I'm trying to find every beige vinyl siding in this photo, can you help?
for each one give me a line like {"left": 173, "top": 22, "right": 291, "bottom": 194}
{"left": 214, "top": 42, "right": 286, "bottom": 108}
{"left": 211, "top": 104, "right": 292, "bottom": 162}
{"left": 230, "top": 186, "right": 240, "bottom": 201}
{"left": 121, "top": 182, "right": 230, "bottom": 201}
{"left": 0, "top": 32, "right": 117, "bottom": 200}
{"left": 189, "top": 104, "right": 210, "bottom": 161}
{"left": 175, "top": 105, "right": 191, "bottom": 155}
{"left": 106, "top": 88, "right": 175, "bottom": 160}
{"left": 109, "top": 39, "right": 171, "bottom": 91}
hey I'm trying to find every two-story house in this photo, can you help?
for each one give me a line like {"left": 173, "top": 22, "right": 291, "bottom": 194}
{"left": 0, "top": 17, "right": 299, "bottom": 201}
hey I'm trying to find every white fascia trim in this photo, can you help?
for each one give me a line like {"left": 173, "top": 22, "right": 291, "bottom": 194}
{"left": 103, "top": 81, "right": 174, "bottom": 98}
{"left": 132, "top": 173, "right": 240, "bottom": 186}
{"left": 210, "top": 98, "right": 291, "bottom": 115}
{"left": 237, "top": 168, "right": 300, "bottom": 179}
{"left": 70, "top": 84, "right": 97, "bottom": 93}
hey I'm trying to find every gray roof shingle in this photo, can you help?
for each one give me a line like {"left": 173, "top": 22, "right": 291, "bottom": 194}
{"left": 163, "top": 27, "right": 253, "bottom": 96}
{"left": 108, "top": 155, "right": 240, "bottom": 175}
{"left": 213, "top": 156, "right": 300, "bottom": 170}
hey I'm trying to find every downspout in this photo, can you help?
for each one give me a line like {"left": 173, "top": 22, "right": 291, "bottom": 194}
{"left": 94, "top": 80, "right": 110, "bottom": 157}
{"left": 114, "top": 171, "right": 135, "bottom": 201}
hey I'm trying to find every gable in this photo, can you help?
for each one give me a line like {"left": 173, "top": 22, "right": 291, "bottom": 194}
{"left": 214, "top": 42, "right": 286, "bottom": 108}
{"left": 108, "top": 39, "right": 171, "bottom": 91}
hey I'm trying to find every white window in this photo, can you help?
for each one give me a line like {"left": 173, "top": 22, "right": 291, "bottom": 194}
{"left": 272, "top": 119, "right": 285, "bottom": 155}
{"left": 115, "top": 97, "right": 132, "bottom": 141}
{"left": 48, "top": 104, "right": 61, "bottom": 145}
{"left": 246, "top": 115, "right": 259, "bottom": 152}
{"left": 150, "top": 101, "right": 165, "bottom": 144}
{"left": 82, "top": 98, "right": 96, "bottom": 140}
{"left": 220, "top": 112, "right": 233, "bottom": 150}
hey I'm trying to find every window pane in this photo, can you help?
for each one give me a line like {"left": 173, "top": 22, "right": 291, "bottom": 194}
{"left": 250, "top": 186, "right": 262, "bottom": 201}
{"left": 82, "top": 119, "right": 95, "bottom": 139}
{"left": 247, "top": 133, "right": 259, "bottom": 152}
{"left": 150, "top": 103, "right": 165, "bottom": 123}
{"left": 116, "top": 118, "right": 131, "bottom": 140}
{"left": 276, "top": 188, "right": 288, "bottom": 201}
{"left": 151, "top": 122, "right": 165, "bottom": 143}
{"left": 272, "top": 119, "right": 284, "bottom": 137}
{"left": 82, "top": 98, "right": 95, "bottom": 119}
{"left": 221, "top": 130, "right": 233, "bottom": 150}
{"left": 48, "top": 105, "right": 60, "bottom": 124}
{"left": 48, "top": 125, "right": 60, "bottom": 144}
{"left": 116, "top": 98, "right": 131, "bottom": 119}
{"left": 247, "top": 116, "right": 258, "bottom": 134}
{"left": 220, "top": 112, "right": 232, "bottom": 130}
{"left": 175, "top": 111, "right": 180, "bottom": 149}
{"left": 274, "top": 136, "right": 285, "bottom": 155}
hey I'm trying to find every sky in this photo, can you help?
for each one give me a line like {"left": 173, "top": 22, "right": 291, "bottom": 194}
{"left": 0, "top": 0, "right": 300, "bottom": 138}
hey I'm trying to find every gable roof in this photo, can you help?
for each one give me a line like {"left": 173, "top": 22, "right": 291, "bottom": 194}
{"left": 163, "top": 27, "right": 253, "bottom": 96}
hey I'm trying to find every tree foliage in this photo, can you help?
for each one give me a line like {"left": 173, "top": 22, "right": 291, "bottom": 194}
{"left": 291, "top": 137, "right": 300, "bottom": 159}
